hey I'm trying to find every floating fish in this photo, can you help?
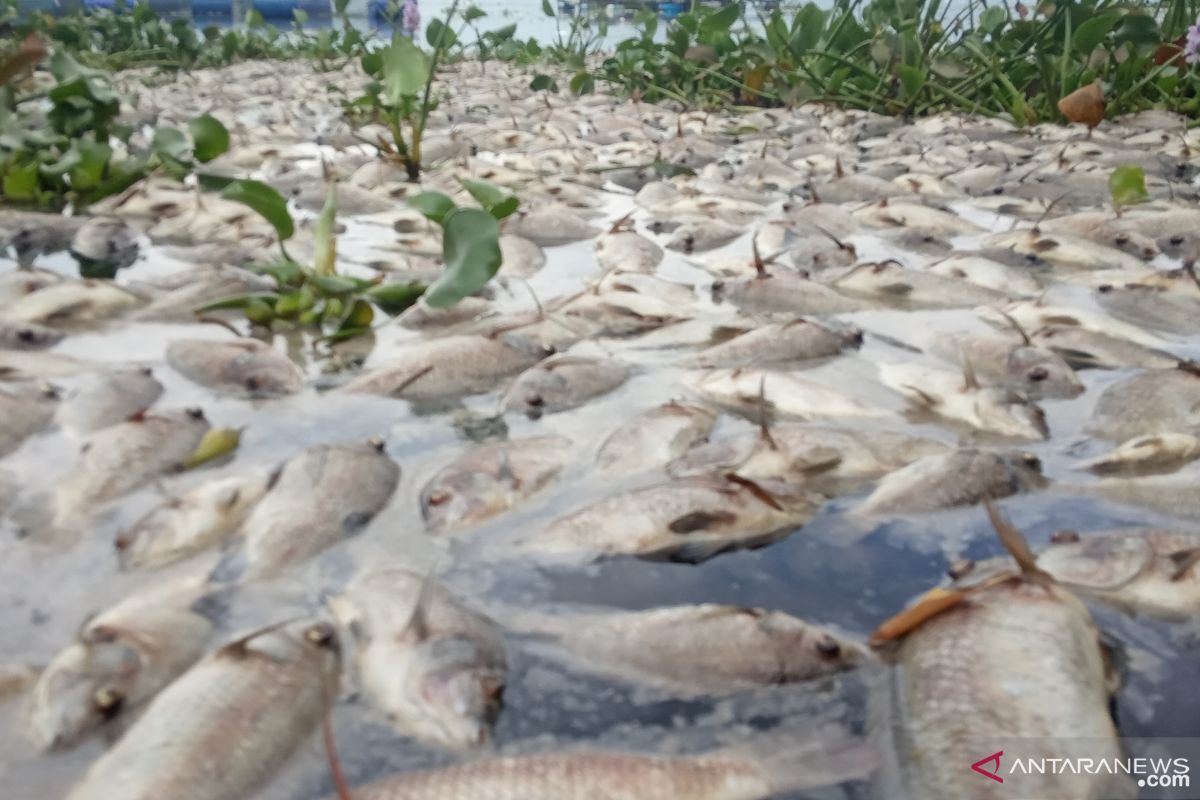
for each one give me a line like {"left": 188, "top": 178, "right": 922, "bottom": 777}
{"left": 854, "top": 448, "right": 1046, "bottom": 517}
{"left": 685, "top": 368, "right": 890, "bottom": 421}
{"left": 679, "top": 319, "right": 861, "bottom": 369}
{"left": 595, "top": 402, "right": 717, "bottom": 476}
{"left": 54, "top": 367, "right": 163, "bottom": 435}
{"left": 878, "top": 362, "right": 1048, "bottom": 440}
{"left": 501, "top": 355, "right": 630, "bottom": 417}
{"left": 166, "top": 338, "right": 303, "bottom": 397}
{"left": 1075, "top": 433, "right": 1200, "bottom": 475}
{"left": 0, "top": 382, "right": 58, "bottom": 457}
{"left": 1088, "top": 367, "right": 1200, "bottom": 442}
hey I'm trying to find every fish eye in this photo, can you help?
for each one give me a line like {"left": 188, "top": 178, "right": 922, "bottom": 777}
{"left": 540, "top": 344, "right": 557, "bottom": 357}
{"left": 948, "top": 558, "right": 976, "bottom": 580}
{"left": 366, "top": 437, "right": 386, "bottom": 453}
{"left": 1050, "top": 529, "right": 1081, "bottom": 544}
{"left": 526, "top": 394, "right": 544, "bottom": 408}
{"left": 16, "top": 328, "right": 36, "bottom": 343}
{"left": 1027, "top": 367, "right": 1049, "bottom": 382}
{"left": 1171, "top": 235, "right": 1185, "bottom": 245}
{"left": 992, "top": 186, "right": 1003, "bottom": 195}
{"left": 1020, "top": 453, "right": 1042, "bottom": 470}
{"left": 1114, "top": 234, "right": 1129, "bottom": 246}
{"left": 92, "top": 687, "right": 125, "bottom": 717}
{"left": 114, "top": 532, "right": 133, "bottom": 551}
{"left": 814, "top": 635, "right": 841, "bottom": 657}
{"left": 303, "top": 622, "right": 337, "bottom": 648}
{"left": 185, "top": 407, "right": 205, "bottom": 420}
{"left": 427, "top": 489, "right": 451, "bottom": 507}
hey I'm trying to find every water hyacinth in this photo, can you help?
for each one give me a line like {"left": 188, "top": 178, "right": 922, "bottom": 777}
{"left": 1188, "top": 16, "right": 1200, "bottom": 64}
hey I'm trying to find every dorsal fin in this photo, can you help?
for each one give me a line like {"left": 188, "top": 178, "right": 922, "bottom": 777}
{"left": 994, "top": 309, "right": 1032, "bottom": 345}
{"left": 983, "top": 499, "right": 1053, "bottom": 583}
{"left": 959, "top": 347, "right": 980, "bottom": 391}
{"left": 402, "top": 569, "right": 441, "bottom": 642}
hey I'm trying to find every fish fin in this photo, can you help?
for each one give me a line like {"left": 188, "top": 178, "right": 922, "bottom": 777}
{"left": 1048, "top": 346, "right": 1101, "bottom": 370}
{"left": 879, "top": 281, "right": 913, "bottom": 296}
{"left": 993, "top": 309, "right": 1032, "bottom": 345}
{"left": 983, "top": 499, "right": 1053, "bottom": 583}
{"left": 755, "top": 375, "right": 778, "bottom": 450}
{"left": 869, "top": 586, "right": 967, "bottom": 645}
{"left": 723, "top": 725, "right": 879, "bottom": 794}
{"left": 668, "top": 509, "right": 739, "bottom": 534}
{"left": 664, "top": 537, "right": 735, "bottom": 564}
{"left": 401, "top": 568, "right": 441, "bottom": 642}
{"left": 207, "top": 548, "right": 246, "bottom": 586}
{"left": 901, "top": 383, "right": 939, "bottom": 408}
{"left": 1168, "top": 548, "right": 1200, "bottom": 581}
{"left": 190, "top": 586, "right": 235, "bottom": 625}
{"left": 959, "top": 348, "right": 980, "bottom": 390}
{"left": 217, "top": 487, "right": 241, "bottom": 510}
{"left": 724, "top": 473, "right": 784, "bottom": 510}
{"left": 265, "top": 461, "right": 286, "bottom": 492}
{"left": 340, "top": 510, "right": 375, "bottom": 535}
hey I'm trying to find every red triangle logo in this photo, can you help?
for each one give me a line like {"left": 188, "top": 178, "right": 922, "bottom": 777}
{"left": 971, "top": 751, "right": 1005, "bottom": 784}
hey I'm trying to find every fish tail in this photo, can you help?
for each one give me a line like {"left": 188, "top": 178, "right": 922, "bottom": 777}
{"left": 727, "top": 726, "right": 879, "bottom": 793}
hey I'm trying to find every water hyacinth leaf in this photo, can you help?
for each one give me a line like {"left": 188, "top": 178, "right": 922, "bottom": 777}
{"left": 700, "top": 2, "right": 739, "bottom": 36}
{"left": 313, "top": 185, "right": 337, "bottom": 277}
{"left": 152, "top": 126, "right": 190, "bottom": 161}
{"left": 308, "top": 273, "right": 364, "bottom": 296}
{"left": 931, "top": 56, "right": 970, "bottom": 79}
{"left": 1072, "top": 14, "right": 1119, "bottom": 54}
{"left": 338, "top": 298, "right": 375, "bottom": 334}
{"left": 76, "top": 255, "right": 121, "bottom": 280}
{"left": 792, "top": 2, "right": 825, "bottom": 52}
{"left": 245, "top": 8, "right": 265, "bottom": 27}
{"left": 541, "top": 0, "right": 553, "bottom": 17}
{"left": 409, "top": 190, "right": 456, "bottom": 224}
{"left": 1109, "top": 165, "right": 1149, "bottom": 206}
{"left": 530, "top": 73, "right": 557, "bottom": 92}
{"left": 898, "top": 64, "right": 926, "bottom": 101}
{"left": 39, "top": 146, "right": 82, "bottom": 178}
{"left": 362, "top": 50, "right": 383, "bottom": 77}
{"left": 188, "top": 114, "right": 230, "bottom": 163}
{"left": 366, "top": 281, "right": 427, "bottom": 315}
{"left": 275, "top": 291, "right": 304, "bottom": 318}
{"left": 426, "top": 19, "right": 457, "bottom": 48}
{"left": 382, "top": 36, "right": 430, "bottom": 104}
{"left": 463, "top": 4, "right": 485, "bottom": 21}
{"left": 293, "top": 7, "right": 309, "bottom": 24}
{"left": 978, "top": 5, "right": 1006, "bottom": 35}
{"left": 178, "top": 427, "right": 242, "bottom": 471}
{"left": 193, "top": 292, "right": 282, "bottom": 313}
{"left": 247, "top": 260, "right": 305, "bottom": 287}
{"left": 424, "top": 208, "right": 502, "bottom": 308}
{"left": 244, "top": 298, "right": 275, "bottom": 325}
{"left": 334, "top": 0, "right": 349, "bottom": 13}
{"left": 569, "top": 70, "right": 594, "bottom": 95}
{"left": 1114, "top": 15, "right": 1160, "bottom": 48}
{"left": 3, "top": 161, "right": 39, "bottom": 200}
{"left": 458, "top": 177, "right": 519, "bottom": 220}
{"left": 221, "top": 180, "right": 294, "bottom": 241}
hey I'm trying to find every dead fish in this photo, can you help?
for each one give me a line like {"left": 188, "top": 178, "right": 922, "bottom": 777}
{"left": 0, "top": 662, "right": 39, "bottom": 701}
{"left": 854, "top": 448, "right": 1046, "bottom": 517}
{"left": 1075, "top": 433, "right": 1200, "bottom": 475}
{"left": 115, "top": 471, "right": 271, "bottom": 570}
{"left": 54, "top": 409, "right": 211, "bottom": 526}
{"left": 329, "top": 569, "right": 506, "bottom": 749}
{"left": 130, "top": 265, "right": 276, "bottom": 322}
{"left": 232, "top": 440, "right": 400, "bottom": 580}
{"left": 498, "top": 234, "right": 547, "bottom": 279}
{"left": 505, "top": 206, "right": 600, "bottom": 246}
{"left": 1093, "top": 282, "right": 1200, "bottom": 336}
{"left": 69, "top": 218, "right": 139, "bottom": 271}
{"left": 28, "top": 580, "right": 215, "bottom": 751}
{"left": 0, "top": 268, "right": 62, "bottom": 304}
{"left": 397, "top": 297, "right": 492, "bottom": 331}
{"left": 665, "top": 220, "right": 744, "bottom": 253}
{"left": 812, "top": 173, "right": 906, "bottom": 203}
{"left": 853, "top": 201, "right": 982, "bottom": 236}
{"left": 870, "top": 512, "right": 1126, "bottom": 800}
{"left": 55, "top": 367, "right": 163, "bottom": 435}
{"left": 833, "top": 261, "right": 1006, "bottom": 309}
{"left": 501, "top": 355, "right": 629, "bottom": 417}
{"left": 679, "top": 319, "right": 862, "bottom": 369}
{"left": 925, "top": 254, "right": 1042, "bottom": 297}
{"left": 0, "top": 319, "right": 63, "bottom": 350}
{"left": 343, "top": 734, "right": 873, "bottom": 800}
{"left": 512, "top": 603, "right": 865, "bottom": 695}
{"left": 1, "top": 212, "right": 85, "bottom": 267}
{"left": 1038, "top": 215, "right": 1161, "bottom": 260}
{"left": 0, "top": 349, "right": 91, "bottom": 380}
{"left": 64, "top": 617, "right": 340, "bottom": 800}
{"left": 878, "top": 362, "right": 1048, "bottom": 440}
{"left": 686, "top": 368, "right": 889, "bottom": 421}
{"left": 2, "top": 280, "right": 143, "bottom": 325}
{"left": 1088, "top": 367, "right": 1200, "bottom": 442}
{"left": 166, "top": 338, "right": 303, "bottom": 398}
{"left": 1030, "top": 324, "right": 1179, "bottom": 370}
{"left": 669, "top": 424, "right": 949, "bottom": 496}
{"left": 595, "top": 402, "right": 717, "bottom": 476}
{"left": 1037, "top": 528, "right": 1200, "bottom": 620}
{"left": 594, "top": 229, "right": 664, "bottom": 273}
{"left": 712, "top": 272, "right": 878, "bottom": 316}
{"left": 979, "top": 229, "right": 1149, "bottom": 272}
{"left": 519, "top": 473, "right": 821, "bottom": 563}
{"left": 421, "top": 435, "right": 571, "bottom": 534}
{"left": 927, "top": 332, "right": 1083, "bottom": 400}
{"left": 339, "top": 334, "right": 554, "bottom": 401}
{"left": 0, "top": 382, "right": 58, "bottom": 457}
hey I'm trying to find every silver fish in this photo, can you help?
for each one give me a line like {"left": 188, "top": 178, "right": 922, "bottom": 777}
{"left": 927, "top": 332, "right": 1083, "bottom": 400}
{"left": 0, "top": 319, "right": 63, "bottom": 350}
{"left": 1075, "top": 433, "right": 1200, "bottom": 475}
{"left": 1030, "top": 324, "right": 1179, "bottom": 370}
{"left": 713, "top": 272, "right": 878, "bottom": 316}
{"left": 854, "top": 448, "right": 1046, "bottom": 517}
{"left": 69, "top": 218, "right": 139, "bottom": 270}
{"left": 329, "top": 569, "right": 506, "bottom": 749}
{"left": 54, "top": 409, "right": 210, "bottom": 525}
{"left": 833, "top": 260, "right": 1006, "bottom": 309}
{"left": 686, "top": 368, "right": 891, "bottom": 420}
{"left": 1093, "top": 282, "right": 1200, "bottom": 336}
{"left": 505, "top": 206, "right": 600, "bottom": 246}
{"left": 595, "top": 402, "right": 717, "bottom": 476}
{"left": 498, "top": 234, "right": 546, "bottom": 278}
{"left": 54, "top": 367, "right": 164, "bottom": 435}
{"left": 0, "top": 381, "right": 58, "bottom": 457}
{"left": 854, "top": 201, "right": 982, "bottom": 236}
{"left": 519, "top": 473, "right": 821, "bottom": 563}
{"left": 339, "top": 334, "right": 554, "bottom": 401}
{"left": 2, "top": 280, "right": 142, "bottom": 325}
{"left": 979, "top": 229, "right": 1149, "bottom": 272}
{"left": 115, "top": 471, "right": 271, "bottom": 570}
{"left": 235, "top": 440, "right": 400, "bottom": 580}
{"left": 166, "top": 338, "right": 303, "bottom": 397}
{"left": 421, "top": 435, "right": 572, "bottom": 533}
{"left": 28, "top": 580, "right": 215, "bottom": 751}
{"left": 679, "top": 319, "right": 861, "bottom": 369}
{"left": 510, "top": 603, "right": 866, "bottom": 695}
{"left": 1068, "top": 472, "right": 1200, "bottom": 521}
{"left": 1088, "top": 367, "right": 1200, "bottom": 442}
{"left": 594, "top": 229, "right": 664, "bottom": 274}
{"left": 1038, "top": 528, "right": 1200, "bottom": 620}
{"left": 878, "top": 362, "right": 1048, "bottom": 440}
{"left": 64, "top": 617, "right": 341, "bottom": 800}
{"left": 501, "top": 355, "right": 629, "bottom": 416}
{"left": 925, "top": 254, "right": 1042, "bottom": 297}
{"left": 983, "top": 300, "right": 1169, "bottom": 349}
{"left": 665, "top": 220, "right": 745, "bottom": 253}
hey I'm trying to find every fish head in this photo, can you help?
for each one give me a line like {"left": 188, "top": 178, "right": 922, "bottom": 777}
{"left": 979, "top": 389, "right": 1049, "bottom": 440}
{"left": 27, "top": 636, "right": 141, "bottom": 750}
{"left": 1037, "top": 532, "right": 1155, "bottom": 592}
{"left": 395, "top": 635, "right": 505, "bottom": 750}
{"left": 1006, "top": 346, "right": 1084, "bottom": 399}
{"left": 113, "top": 505, "right": 182, "bottom": 571}
{"left": 1108, "top": 230, "right": 1159, "bottom": 261}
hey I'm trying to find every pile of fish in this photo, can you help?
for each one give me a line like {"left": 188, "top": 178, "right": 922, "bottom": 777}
{"left": 1, "top": 56, "right": 1199, "bottom": 799}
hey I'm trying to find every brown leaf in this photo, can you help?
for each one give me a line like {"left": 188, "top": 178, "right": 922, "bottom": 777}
{"left": 1057, "top": 82, "right": 1105, "bottom": 129}
{"left": 0, "top": 33, "right": 49, "bottom": 88}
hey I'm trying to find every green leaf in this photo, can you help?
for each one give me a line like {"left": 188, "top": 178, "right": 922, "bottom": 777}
{"left": 700, "top": 2, "right": 740, "bottom": 36}
{"left": 334, "top": 0, "right": 350, "bottom": 13}
{"left": 196, "top": 172, "right": 235, "bottom": 192}
{"left": 978, "top": 5, "right": 1006, "bottom": 35}
{"left": 426, "top": 19, "right": 457, "bottom": 49}
{"left": 383, "top": 35, "right": 430, "bottom": 105}
{"left": 362, "top": 50, "right": 383, "bottom": 77}
{"left": 336, "top": 298, "right": 375, "bottom": 334}
{"left": 308, "top": 273, "right": 362, "bottom": 296}
{"left": 1109, "top": 165, "right": 1149, "bottom": 207}
{"left": 221, "top": 180, "right": 294, "bottom": 241}
{"left": 179, "top": 427, "right": 241, "bottom": 471}
{"left": 542, "top": 0, "right": 554, "bottom": 17}
{"left": 791, "top": 3, "right": 825, "bottom": 54}
{"left": 188, "top": 114, "right": 229, "bottom": 163}
{"left": 569, "top": 70, "right": 594, "bottom": 95}
{"left": 409, "top": 190, "right": 456, "bottom": 224}
{"left": 193, "top": 292, "right": 282, "bottom": 313}
{"left": 463, "top": 5, "right": 485, "bottom": 22}
{"left": 313, "top": 185, "right": 338, "bottom": 277}
{"left": 898, "top": 64, "right": 926, "bottom": 102}
{"left": 653, "top": 159, "right": 696, "bottom": 178}
{"left": 458, "top": 177, "right": 519, "bottom": 220}
{"left": 3, "top": 161, "right": 39, "bottom": 200}
{"left": 424, "top": 208, "right": 502, "bottom": 308}
{"left": 245, "top": 8, "right": 265, "bottom": 27}
{"left": 1114, "top": 15, "right": 1159, "bottom": 48}
{"left": 152, "top": 126, "right": 190, "bottom": 161}
{"left": 246, "top": 260, "right": 305, "bottom": 287}
{"left": 1072, "top": 14, "right": 1118, "bottom": 54}
{"left": 293, "top": 7, "right": 309, "bottom": 24}
{"left": 530, "top": 74, "right": 557, "bottom": 92}
{"left": 40, "top": 146, "right": 83, "bottom": 178}
{"left": 366, "top": 281, "right": 427, "bottom": 314}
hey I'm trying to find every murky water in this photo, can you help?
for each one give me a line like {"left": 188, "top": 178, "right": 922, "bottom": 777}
{"left": 3, "top": 59, "right": 1200, "bottom": 799}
